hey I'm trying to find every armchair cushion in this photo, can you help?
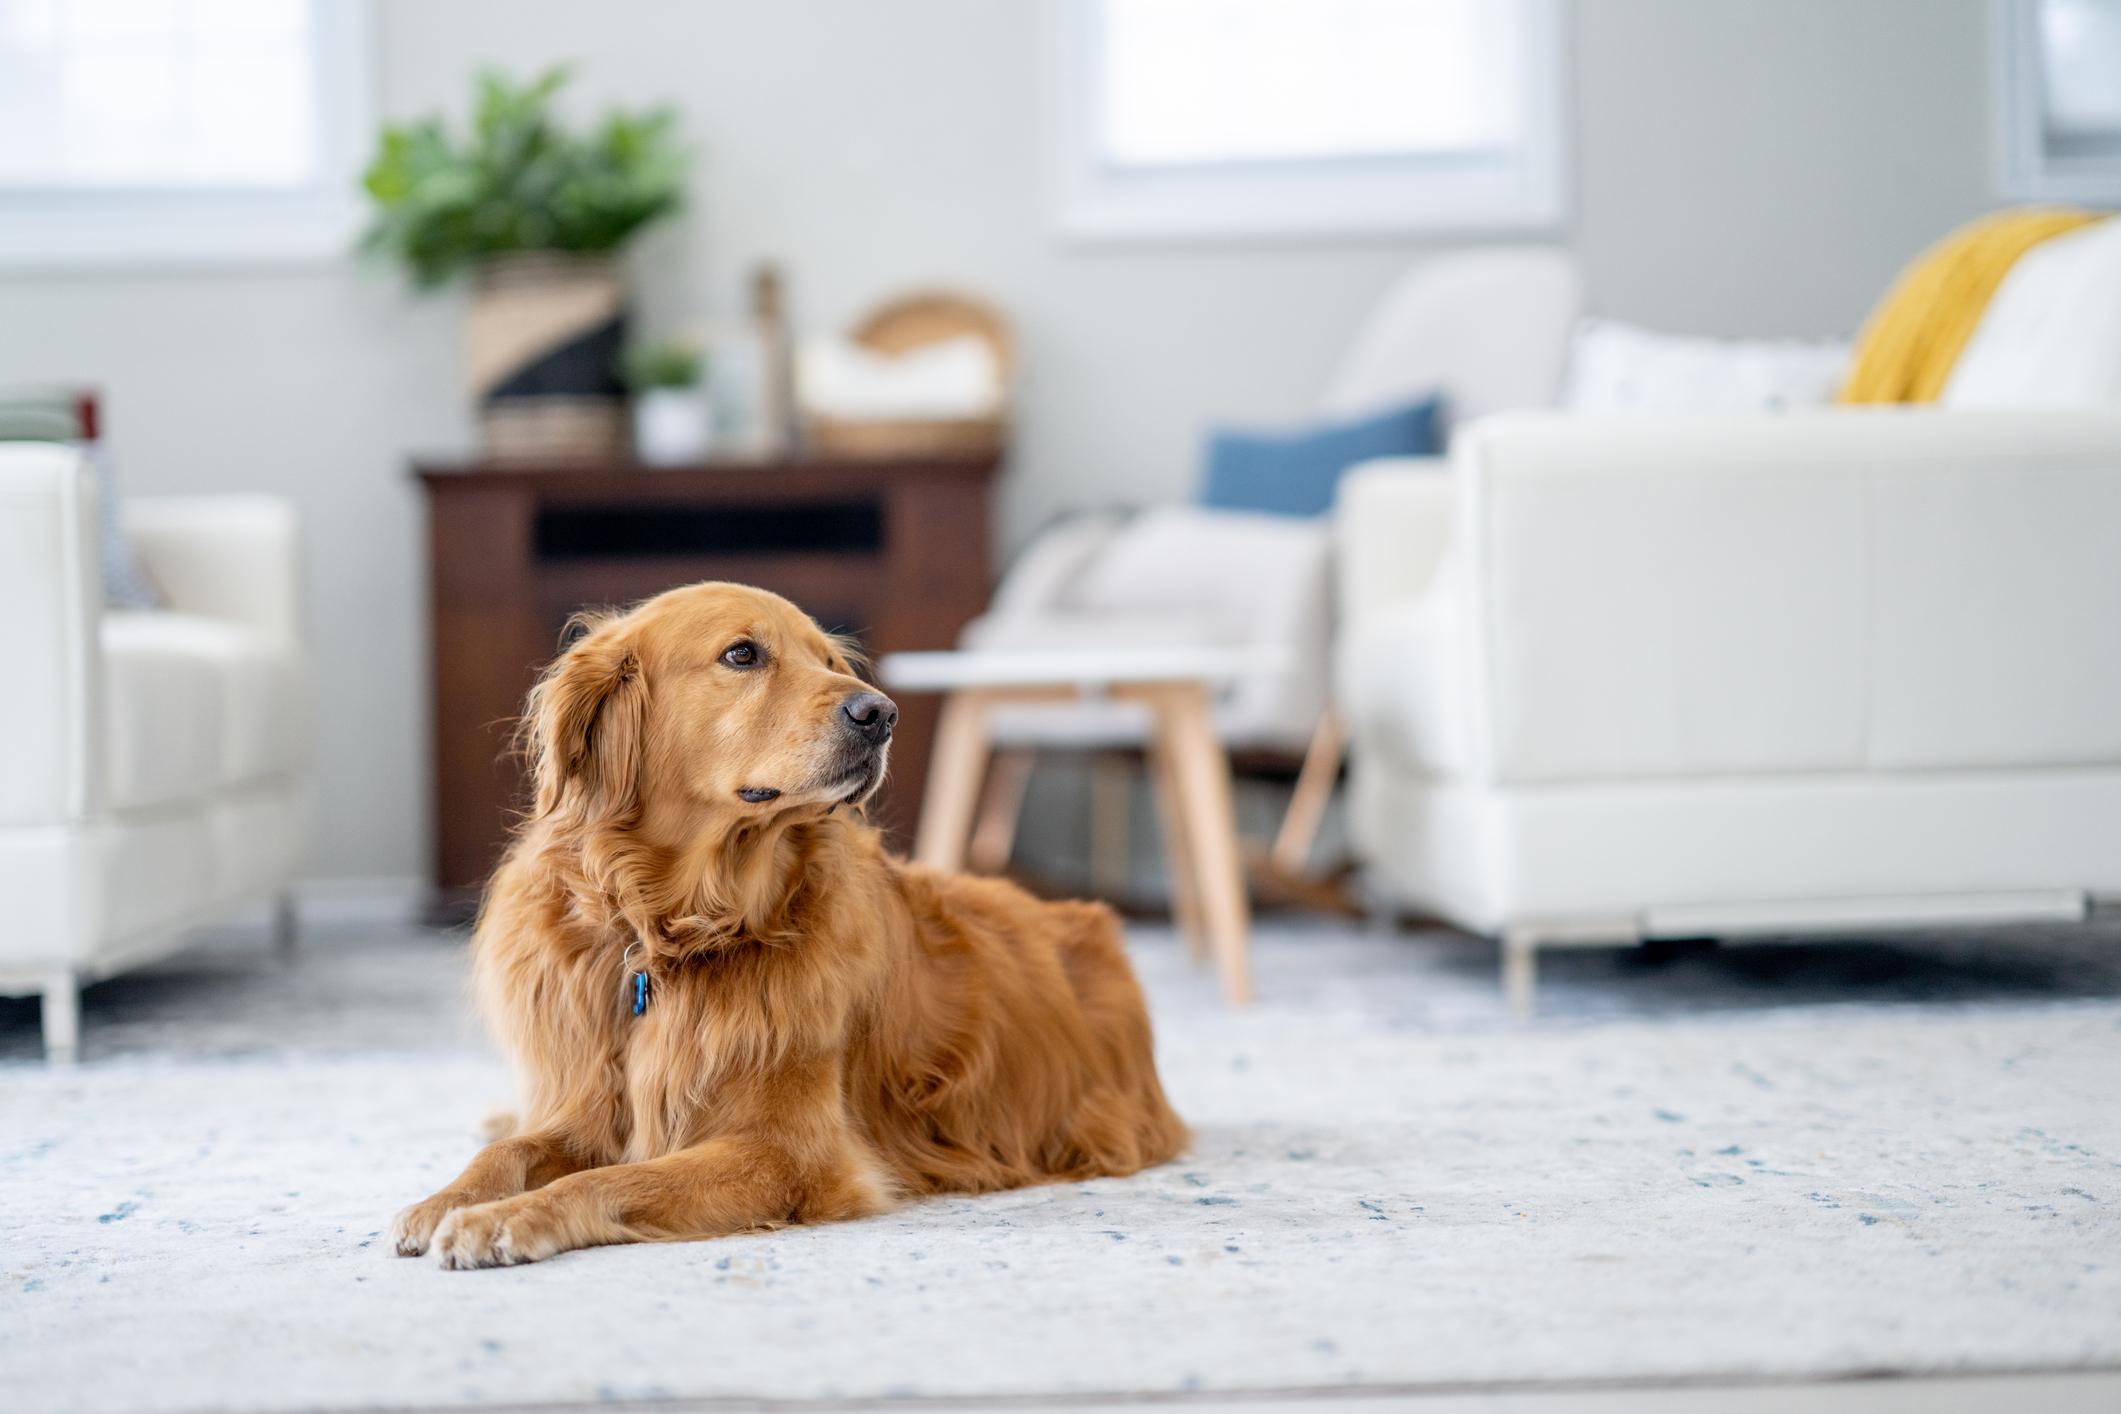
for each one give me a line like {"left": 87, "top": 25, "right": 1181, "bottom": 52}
{"left": 124, "top": 496, "right": 301, "bottom": 640}
{"left": 961, "top": 505, "right": 1331, "bottom": 750}
{"left": 102, "top": 612, "right": 303, "bottom": 812}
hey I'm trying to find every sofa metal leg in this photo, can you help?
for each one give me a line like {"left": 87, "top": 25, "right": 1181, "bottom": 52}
{"left": 1503, "top": 929, "right": 1538, "bottom": 1023}
{"left": 272, "top": 890, "right": 299, "bottom": 959}
{"left": 42, "top": 970, "right": 79, "bottom": 1066}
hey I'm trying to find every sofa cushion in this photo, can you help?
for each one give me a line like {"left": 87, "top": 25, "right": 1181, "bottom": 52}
{"left": 102, "top": 612, "right": 302, "bottom": 811}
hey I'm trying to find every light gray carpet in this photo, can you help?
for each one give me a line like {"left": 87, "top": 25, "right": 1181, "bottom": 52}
{"left": 3, "top": 917, "right": 2120, "bottom": 1414}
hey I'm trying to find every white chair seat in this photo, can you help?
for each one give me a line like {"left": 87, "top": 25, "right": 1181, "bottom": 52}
{"left": 102, "top": 612, "right": 303, "bottom": 811}
{"left": 964, "top": 506, "right": 1330, "bottom": 752}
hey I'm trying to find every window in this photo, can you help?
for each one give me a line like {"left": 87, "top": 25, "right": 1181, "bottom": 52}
{"left": 0, "top": 0, "right": 370, "bottom": 267}
{"left": 1998, "top": 0, "right": 2121, "bottom": 201}
{"left": 1052, "top": 0, "right": 1565, "bottom": 242}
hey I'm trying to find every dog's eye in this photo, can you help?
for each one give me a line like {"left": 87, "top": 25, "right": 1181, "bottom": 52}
{"left": 721, "top": 642, "right": 760, "bottom": 668}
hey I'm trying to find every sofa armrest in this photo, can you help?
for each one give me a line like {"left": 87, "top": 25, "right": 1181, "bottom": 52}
{"left": 0, "top": 444, "right": 101, "bottom": 825}
{"left": 124, "top": 496, "right": 302, "bottom": 643}
{"left": 1334, "top": 456, "right": 1454, "bottom": 628}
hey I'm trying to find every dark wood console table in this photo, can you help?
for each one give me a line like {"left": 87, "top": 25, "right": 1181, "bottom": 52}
{"left": 417, "top": 450, "right": 998, "bottom": 915}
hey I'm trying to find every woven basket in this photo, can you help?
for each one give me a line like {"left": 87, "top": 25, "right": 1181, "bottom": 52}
{"left": 806, "top": 291, "right": 1012, "bottom": 458}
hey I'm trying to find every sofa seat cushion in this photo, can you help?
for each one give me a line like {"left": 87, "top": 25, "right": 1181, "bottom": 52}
{"left": 102, "top": 612, "right": 302, "bottom": 811}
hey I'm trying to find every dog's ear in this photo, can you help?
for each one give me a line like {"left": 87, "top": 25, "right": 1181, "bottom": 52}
{"left": 525, "top": 623, "right": 646, "bottom": 823}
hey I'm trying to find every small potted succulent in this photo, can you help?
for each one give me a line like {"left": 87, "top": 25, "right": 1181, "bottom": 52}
{"left": 624, "top": 337, "right": 710, "bottom": 466}
{"left": 362, "top": 67, "right": 685, "bottom": 458}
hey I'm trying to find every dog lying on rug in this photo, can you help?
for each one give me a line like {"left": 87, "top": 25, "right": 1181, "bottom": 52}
{"left": 391, "top": 582, "right": 1187, "bottom": 1268}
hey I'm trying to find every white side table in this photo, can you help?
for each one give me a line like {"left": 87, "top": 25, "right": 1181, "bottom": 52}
{"left": 878, "top": 647, "right": 1292, "bottom": 1006}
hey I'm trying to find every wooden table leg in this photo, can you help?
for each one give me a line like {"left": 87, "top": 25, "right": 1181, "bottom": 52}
{"left": 1145, "top": 738, "right": 1207, "bottom": 962}
{"left": 1272, "top": 705, "right": 1346, "bottom": 875}
{"left": 966, "top": 748, "right": 1035, "bottom": 875}
{"left": 914, "top": 689, "right": 993, "bottom": 872}
{"left": 1129, "top": 682, "right": 1252, "bottom": 1006}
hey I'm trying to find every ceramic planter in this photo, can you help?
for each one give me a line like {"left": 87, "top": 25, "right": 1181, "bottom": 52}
{"left": 463, "top": 252, "right": 627, "bottom": 458}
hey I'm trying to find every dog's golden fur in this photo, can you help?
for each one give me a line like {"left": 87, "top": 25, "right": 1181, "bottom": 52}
{"left": 390, "top": 582, "right": 1186, "bottom": 1268}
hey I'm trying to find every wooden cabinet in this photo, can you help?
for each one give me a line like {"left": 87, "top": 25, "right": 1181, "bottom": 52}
{"left": 417, "top": 452, "right": 997, "bottom": 915}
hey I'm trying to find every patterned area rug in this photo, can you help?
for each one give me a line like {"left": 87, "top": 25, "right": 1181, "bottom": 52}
{"left": 3, "top": 922, "right": 2118, "bottom": 1413}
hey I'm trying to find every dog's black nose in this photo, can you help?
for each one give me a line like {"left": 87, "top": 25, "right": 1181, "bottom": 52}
{"left": 841, "top": 690, "right": 898, "bottom": 745}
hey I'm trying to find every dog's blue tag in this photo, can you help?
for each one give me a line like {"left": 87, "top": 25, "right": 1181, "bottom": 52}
{"left": 633, "top": 970, "right": 648, "bottom": 1016}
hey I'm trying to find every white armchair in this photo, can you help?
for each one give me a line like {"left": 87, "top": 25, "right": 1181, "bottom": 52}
{"left": 0, "top": 443, "right": 309, "bottom": 1060}
{"left": 1336, "top": 410, "right": 2121, "bottom": 1015}
{"left": 969, "top": 245, "right": 1584, "bottom": 756}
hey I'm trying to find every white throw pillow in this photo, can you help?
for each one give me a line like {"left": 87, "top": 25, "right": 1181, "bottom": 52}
{"left": 1943, "top": 216, "right": 2121, "bottom": 408}
{"left": 1560, "top": 318, "right": 1850, "bottom": 415}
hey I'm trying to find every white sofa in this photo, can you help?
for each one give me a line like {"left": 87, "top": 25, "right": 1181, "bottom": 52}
{"left": 0, "top": 442, "right": 309, "bottom": 1061}
{"left": 1335, "top": 409, "right": 2121, "bottom": 1016}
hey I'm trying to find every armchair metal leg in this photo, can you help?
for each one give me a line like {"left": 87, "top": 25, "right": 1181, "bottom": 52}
{"left": 272, "top": 890, "right": 299, "bottom": 959}
{"left": 1503, "top": 929, "right": 1538, "bottom": 1023}
{"left": 42, "top": 969, "right": 79, "bottom": 1066}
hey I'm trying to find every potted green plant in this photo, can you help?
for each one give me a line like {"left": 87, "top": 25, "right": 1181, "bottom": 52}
{"left": 623, "top": 337, "right": 710, "bottom": 466}
{"left": 363, "top": 67, "right": 685, "bottom": 458}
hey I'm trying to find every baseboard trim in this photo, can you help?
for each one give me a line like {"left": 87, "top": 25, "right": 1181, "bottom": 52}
{"left": 291, "top": 875, "right": 428, "bottom": 928}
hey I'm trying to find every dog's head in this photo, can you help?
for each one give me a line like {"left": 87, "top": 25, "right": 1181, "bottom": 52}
{"left": 525, "top": 582, "right": 895, "bottom": 840}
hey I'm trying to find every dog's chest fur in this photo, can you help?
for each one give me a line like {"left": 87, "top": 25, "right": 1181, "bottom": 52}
{"left": 601, "top": 937, "right": 878, "bottom": 1165}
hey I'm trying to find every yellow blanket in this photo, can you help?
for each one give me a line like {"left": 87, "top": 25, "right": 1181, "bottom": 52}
{"left": 1839, "top": 207, "right": 2103, "bottom": 404}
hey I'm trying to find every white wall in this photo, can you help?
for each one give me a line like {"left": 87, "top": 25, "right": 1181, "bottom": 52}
{"left": 0, "top": 0, "right": 1997, "bottom": 881}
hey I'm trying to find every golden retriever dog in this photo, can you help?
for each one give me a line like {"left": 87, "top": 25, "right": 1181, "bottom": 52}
{"left": 390, "top": 581, "right": 1186, "bottom": 1268}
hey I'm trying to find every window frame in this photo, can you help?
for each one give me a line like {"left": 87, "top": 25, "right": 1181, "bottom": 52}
{"left": 0, "top": 0, "right": 373, "bottom": 270}
{"left": 1995, "top": 0, "right": 2121, "bottom": 202}
{"left": 1048, "top": 0, "right": 1567, "bottom": 244}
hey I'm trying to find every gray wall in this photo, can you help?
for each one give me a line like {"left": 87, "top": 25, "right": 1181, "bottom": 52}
{"left": 0, "top": 0, "right": 1997, "bottom": 883}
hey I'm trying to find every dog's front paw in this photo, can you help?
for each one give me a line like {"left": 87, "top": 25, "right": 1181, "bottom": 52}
{"left": 389, "top": 1193, "right": 464, "bottom": 1257}
{"left": 430, "top": 1198, "right": 561, "bottom": 1270}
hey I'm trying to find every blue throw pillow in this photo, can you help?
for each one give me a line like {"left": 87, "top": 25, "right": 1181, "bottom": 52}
{"left": 1199, "top": 396, "right": 1442, "bottom": 517}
